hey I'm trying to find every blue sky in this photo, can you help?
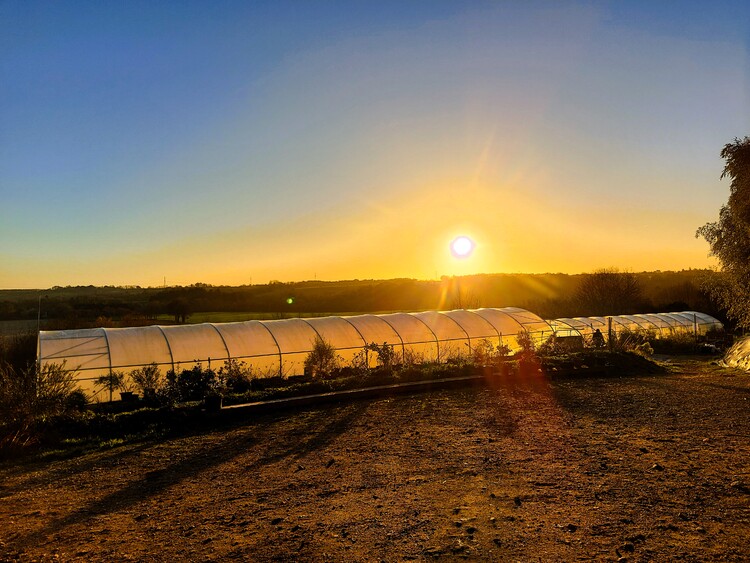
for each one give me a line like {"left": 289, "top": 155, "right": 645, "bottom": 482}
{"left": 1, "top": 1, "right": 749, "bottom": 287}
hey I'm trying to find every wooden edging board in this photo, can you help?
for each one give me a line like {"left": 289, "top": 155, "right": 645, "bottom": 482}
{"left": 217, "top": 374, "right": 486, "bottom": 415}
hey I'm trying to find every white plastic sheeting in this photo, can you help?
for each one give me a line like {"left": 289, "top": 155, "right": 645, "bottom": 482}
{"left": 37, "top": 308, "right": 723, "bottom": 398}
{"left": 723, "top": 337, "right": 750, "bottom": 371}
{"left": 38, "top": 307, "right": 550, "bottom": 396}
{"left": 551, "top": 311, "right": 722, "bottom": 341}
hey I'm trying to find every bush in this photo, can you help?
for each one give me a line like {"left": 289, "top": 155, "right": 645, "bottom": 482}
{"left": 611, "top": 329, "right": 700, "bottom": 355}
{"left": 129, "top": 363, "right": 163, "bottom": 401}
{"left": 304, "top": 336, "right": 340, "bottom": 379}
{"left": 94, "top": 371, "right": 127, "bottom": 402}
{"left": 611, "top": 328, "right": 652, "bottom": 353}
{"left": 365, "top": 342, "right": 398, "bottom": 371}
{"left": 163, "top": 364, "right": 220, "bottom": 403}
{"left": 402, "top": 348, "right": 424, "bottom": 367}
{"left": 66, "top": 389, "right": 90, "bottom": 412}
{"left": 649, "top": 332, "right": 697, "bottom": 354}
{"left": 218, "top": 359, "right": 255, "bottom": 393}
{"left": 515, "top": 330, "right": 537, "bottom": 362}
{"left": 348, "top": 349, "right": 370, "bottom": 376}
{"left": 537, "top": 334, "right": 566, "bottom": 357}
{"left": 0, "top": 361, "right": 80, "bottom": 454}
{"left": 472, "top": 338, "right": 511, "bottom": 366}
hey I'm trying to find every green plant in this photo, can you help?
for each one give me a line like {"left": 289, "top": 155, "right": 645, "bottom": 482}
{"left": 164, "top": 363, "right": 219, "bottom": 402}
{"left": 402, "top": 348, "right": 424, "bottom": 367}
{"left": 696, "top": 137, "right": 750, "bottom": 328}
{"left": 129, "top": 363, "right": 163, "bottom": 401}
{"left": 365, "top": 342, "right": 398, "bottom": 371}
{"left": 304, "top": 335, "right": 341, "bottom": 379}
{"left": 349, "top": 349, "right": 370, "bottom": 376}
{"left": 611, "top": 328, "right": 652, "bottom": 353}
{"left": 515, "top": 330, "right": 537, "bottom": 362}
{"left": 472, "top": 338, "right": 513, "bottom": 365}
{"left": 218, "top": 358, "right": 255, "bottom": 393}
{"left": 440, "top": 343, "right": 466, "bottom": 366}
{"left": 95, "top": 371, "right": 127, "bottom": 402}
{"left": 471, "top": 339, "right": 494, "bottom": 366}
{"left": 65, "top": 389, "right": 90, "bottom": 412}
{"left": 0, "top": 361, "right": 79, "bottom": 454}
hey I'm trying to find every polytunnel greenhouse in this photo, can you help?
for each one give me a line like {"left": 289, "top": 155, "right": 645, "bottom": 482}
{"left": 38, "top": 307, "right": 551, "bottom": 397}
{"left": 550, "top": 311, "right": 722, "bottom": 341}
{"left": 37, "top": 308, "right": 722, "bottom": 398}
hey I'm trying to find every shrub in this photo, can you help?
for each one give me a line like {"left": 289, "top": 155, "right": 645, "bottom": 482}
{"left": 365, "top": 342, "right": 398, "bottom": 371}
{"left": 472, "top": 339, "right": 495, "bottom": 366}
{"left": 515, "top": 330, "right": 537, "bottom": 362}
{"left": 0, "top": 361, "right": 80, "bottom": 454}
{"left": 129, "top": 363, "right": 163, "bottom": 401}
{"left": 402, "top": 348, "right": 424, "bottom": 367}
{"left": 65, "top": 389, "right": 90, "bottom": 412}
{"left": 536, "top": 334, "right": 566, "bottom": 357}
{"left": 218, "top": 359, "right": 255, "bottom": 393}
{"left": 164, "top": 364, "right": 219, "bottom": 402}
{"left": 649, "top": 332, "right": 698, "bottom": 354}
{"left": 611, "top": 328, "right": 652, "bottom": 353}
{"left": 349, "top": 349, "right": 370, "bottom": 376}
{"left": 472, "top": 338, "right": 512, "bottom": 366}
{"left": 304, "top": 335, "right": 340, "bottom": 379}
{"left": 95, "top": 371, "right": 127, "bottom": 402}
{"left": 442, "top": 343, "right": 468, "bottom": 366}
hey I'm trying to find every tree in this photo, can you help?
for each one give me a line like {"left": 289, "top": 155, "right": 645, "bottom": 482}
{"left": 574, "top": 268, "right": 644, "bottom": 316}
{"left": 697, "top": 137, "right": 750, "bottom": 328}
{"left": 166, "top": 298, "right": 191, "bottom": 323}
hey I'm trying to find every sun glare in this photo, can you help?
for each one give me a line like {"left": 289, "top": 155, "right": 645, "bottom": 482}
{"left": 451, "top": 236, "right": 475, "bottom": 258}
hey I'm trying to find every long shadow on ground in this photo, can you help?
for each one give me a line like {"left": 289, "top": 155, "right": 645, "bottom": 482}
{"left": 14, "top": 401, "right": 368, "bottom": 549}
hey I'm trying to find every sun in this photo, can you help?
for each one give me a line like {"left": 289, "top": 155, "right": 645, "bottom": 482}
{"left": 450, "top": 236, "right": 475, "bottom": 258}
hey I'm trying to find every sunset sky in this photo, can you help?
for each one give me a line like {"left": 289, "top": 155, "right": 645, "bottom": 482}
{"left": 2, "top": 1, "right": 749, "bottom": 288}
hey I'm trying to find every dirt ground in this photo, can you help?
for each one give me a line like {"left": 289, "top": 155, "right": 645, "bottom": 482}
{"left": 1, "top": 357, "right": 750, "bottom": 562}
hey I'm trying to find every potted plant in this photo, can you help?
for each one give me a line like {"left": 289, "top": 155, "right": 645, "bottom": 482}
{"left": 203, "top": 375, "right": 227, "bottom": 412}
{"left": 129, "top": 363, "right": 163, "bottom": 404}
{"left": 204, "top": 389, "right": 223, "bottom": 412}
{"left": 95, "top": 370, "right": 129, "bottom": 402}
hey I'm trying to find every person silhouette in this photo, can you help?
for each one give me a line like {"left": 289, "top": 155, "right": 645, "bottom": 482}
{"left": 592, "top": 328, "right": 605, "bottom": 348}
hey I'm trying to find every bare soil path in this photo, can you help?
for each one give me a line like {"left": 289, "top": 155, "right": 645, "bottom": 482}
{"left": 1, "top": 357, "right": 750, "bottom": 561}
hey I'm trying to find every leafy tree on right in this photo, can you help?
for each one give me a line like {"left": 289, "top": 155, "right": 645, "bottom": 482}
{"left": 697, "top": 137, "right": 750, "bottom": 328}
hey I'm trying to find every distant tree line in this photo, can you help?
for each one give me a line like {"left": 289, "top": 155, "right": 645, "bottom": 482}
{"left": 0, "top": 269, "right": 725, "bottom": 331}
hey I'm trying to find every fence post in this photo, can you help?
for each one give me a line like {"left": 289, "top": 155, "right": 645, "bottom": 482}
{"left": 608, "top": 317, "right": 613, "bottom": 352}
{"left": 694, "top": 313, "right": 698, "bottom": 346}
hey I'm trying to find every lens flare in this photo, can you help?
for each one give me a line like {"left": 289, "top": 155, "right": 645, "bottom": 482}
{"left": 451, "top": 236, "right": 474, "bottom": 258}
